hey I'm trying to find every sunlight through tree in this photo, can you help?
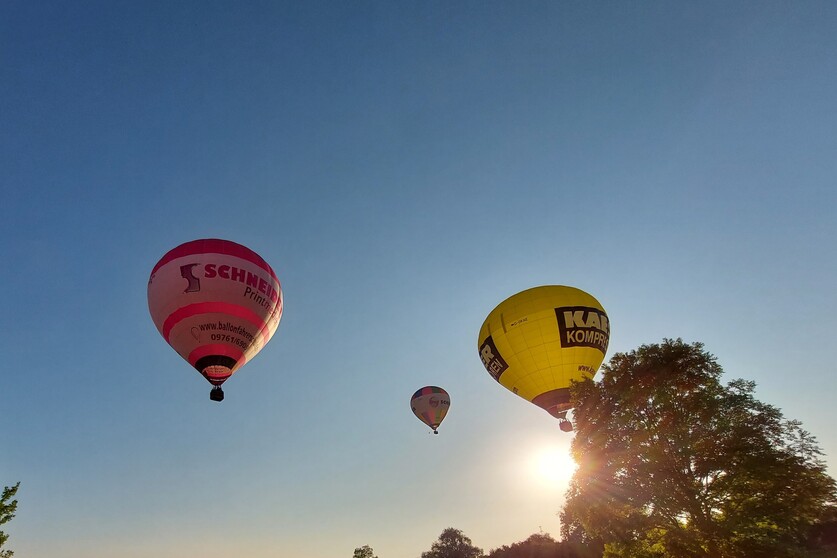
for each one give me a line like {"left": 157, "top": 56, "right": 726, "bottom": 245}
{"left": 561, "top": 339, "right": 837, "bottom": 558}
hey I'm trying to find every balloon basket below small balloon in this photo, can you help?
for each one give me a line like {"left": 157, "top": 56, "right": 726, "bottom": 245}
{"left": 559, "top": 419, "right": 573, "bottom": 433}
{"left": 210, "top": 387, "right": 224, "bottom": 402}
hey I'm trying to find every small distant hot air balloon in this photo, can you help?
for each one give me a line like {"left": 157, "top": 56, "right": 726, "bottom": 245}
{"left": 478, "top": 285, "right": 609, "bottom": 432}
{"left": 148, "top": 238, "right": 283, "bottom": 401}
{"left": 411, "top": 386, "right": 450, "bottom": 434}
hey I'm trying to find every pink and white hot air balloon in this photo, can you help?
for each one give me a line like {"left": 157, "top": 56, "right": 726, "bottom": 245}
{"left": 148, "top": 239, "right": 283, "bottom": 401}
{"left": 410, "top": 386, "right": 450, "bottom": 434}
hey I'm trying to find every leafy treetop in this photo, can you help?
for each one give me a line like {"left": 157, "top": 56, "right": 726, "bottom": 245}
{"left": 561, "top": 339, "right": 837, "bottom": 558}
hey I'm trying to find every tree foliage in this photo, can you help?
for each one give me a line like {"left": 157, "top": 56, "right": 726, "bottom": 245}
{"left": 0, "top": 483, "right": 19, "bottom": 558}
{"left": 422, "top": 528, "right": 483, "bottom": 558}
{"left": 487, "top": 533, "right": 561, "bottom": 558}
{"left": 486, "top": 532, "right": 603, "bottom": 558}
{"left": 352, "top": 544, "right": 378, "bottom": 558}
{"left": 560, "top": 339, "right": 837, "bottom": 558}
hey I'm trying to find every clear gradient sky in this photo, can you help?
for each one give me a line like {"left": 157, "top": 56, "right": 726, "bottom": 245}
{"left": 2, "top": 2, "right": 836, "bottom": 557}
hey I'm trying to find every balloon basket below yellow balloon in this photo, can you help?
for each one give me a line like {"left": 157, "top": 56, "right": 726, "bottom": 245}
{"left": 210, "top": 387, "right": 224, "bottom": 402}
{"left": 552, "top": 409, "right": 574, "bottom": 432}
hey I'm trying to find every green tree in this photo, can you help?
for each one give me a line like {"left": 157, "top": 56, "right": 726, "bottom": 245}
{"left": 0, "top": 483, "right": 19, "bottom": 558}
{"left": 352, "top": 544, "right": 378, "bottom": 558}
{"left": 560, "top": 339, "right": 837, "bottom": 558}
{"left": 422, "top": 528, "right": 483, "bottom": 558}
{"left": 486, "top": 532, "right": 602, "bottom": 558}
{"left": 487, "top": 532, "right": 560, "bottom": 558}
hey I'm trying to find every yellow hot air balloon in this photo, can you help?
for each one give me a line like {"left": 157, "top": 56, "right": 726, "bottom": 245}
{"left": 477, "top": 285, "right": 609, "bottom": 431}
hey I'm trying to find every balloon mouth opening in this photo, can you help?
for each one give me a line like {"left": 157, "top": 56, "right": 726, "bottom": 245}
{"left": 531, "top": 388, "right": 572, "bottom": 419}
{"left": 202, "top": 365, "right": 232, "bottom": 384}
{"left": 196, "top": 355, "right": 237, "bottom": 386}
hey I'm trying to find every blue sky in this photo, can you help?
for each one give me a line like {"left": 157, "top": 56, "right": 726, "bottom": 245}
{"left": 2, "top": 2, "right": 836, "bottom": 557}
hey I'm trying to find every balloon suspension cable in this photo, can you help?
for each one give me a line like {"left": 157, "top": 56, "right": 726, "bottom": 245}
{"left": 210, "top": 386, "right": 225, "bottom": 402}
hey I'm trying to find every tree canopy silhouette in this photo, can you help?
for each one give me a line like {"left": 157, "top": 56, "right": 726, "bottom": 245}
{"left": 487, "top": 532, "right": 560, "bottom": 558}
{"left": 422, "top": 528, "right": 483, "bottom": 558}
{"left": 352, "top": 544, "right": 378, "bottom": 558}
{"left": 486, "top": 531, "right": 604, "bottom": 558}
{"left": 0, "top": 483, "right": 19, "bottom": 558}
{"left": 560, "top": 339, "right": 837, "bottom": 558}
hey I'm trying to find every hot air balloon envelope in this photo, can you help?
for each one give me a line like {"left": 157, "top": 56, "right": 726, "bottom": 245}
{"left": 411, "top": 386, "right": 450, "bottom": 434}
{"left": 477, "top": 285, "right": 609, "bottom": 423}
{"left": 148, "top": 238, "right": 283, "bottom": 398}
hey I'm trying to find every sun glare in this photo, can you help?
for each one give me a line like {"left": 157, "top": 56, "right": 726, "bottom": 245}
{"left": 530, "top": 445, "right": 578, "bottom": 488}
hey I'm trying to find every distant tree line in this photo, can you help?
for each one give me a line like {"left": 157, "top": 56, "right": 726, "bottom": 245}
{"left": 356, "top": 517, "right": 837, "bottom": 558}
{"left": 425, "top": 528, "right": 603, "bottom": 558}
{"left": 354, "top": 528, "right": 600, "bottom": 558}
